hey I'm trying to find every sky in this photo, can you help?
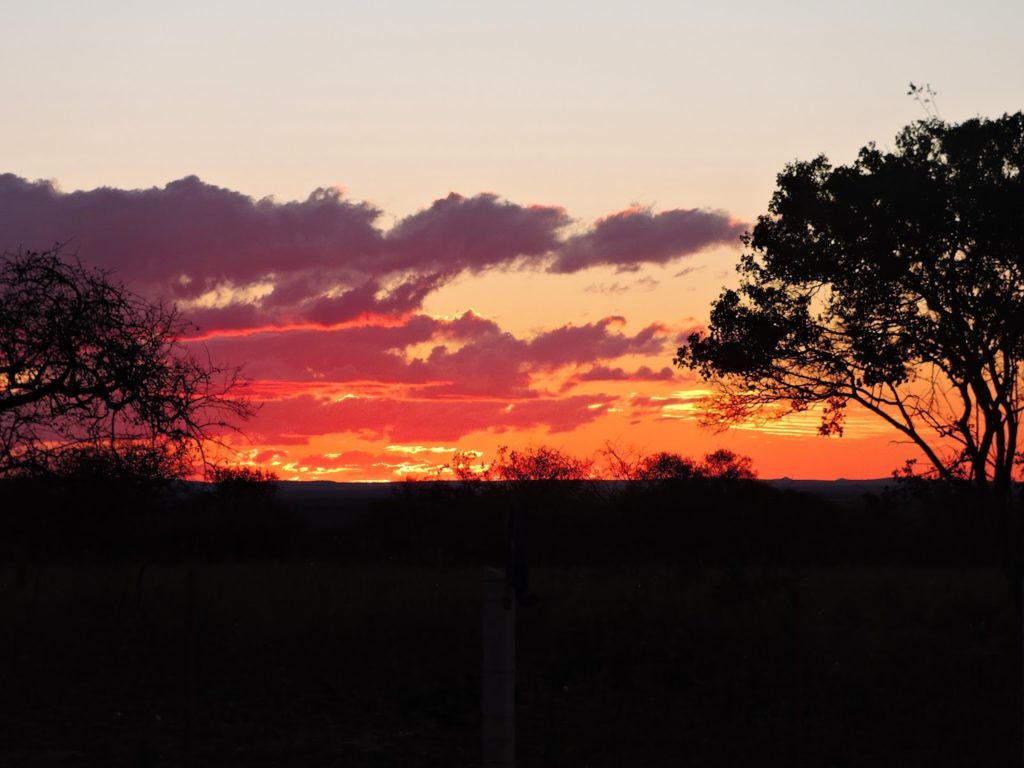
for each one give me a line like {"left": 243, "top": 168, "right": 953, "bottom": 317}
{"left": 2, "top": 1, "right": 1022, "bottom": 480}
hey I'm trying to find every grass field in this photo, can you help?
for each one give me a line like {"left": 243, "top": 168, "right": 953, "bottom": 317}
{"left": 1, "top": 556, "right": 1018, "bottom": 766}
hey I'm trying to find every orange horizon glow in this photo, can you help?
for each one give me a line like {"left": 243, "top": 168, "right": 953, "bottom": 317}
{"left": 209, "top": 385, "right": 928, "bottom": 483}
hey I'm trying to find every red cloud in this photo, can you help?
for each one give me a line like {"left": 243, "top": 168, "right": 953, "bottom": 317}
{"left": 196, "top": 312, "right": 673, "bottom": 399}
{"left": 254, "top": 393, "right": 617, "bottom": 443}
{"left": 195, "top": 311, "right": 498, "bottom": 383}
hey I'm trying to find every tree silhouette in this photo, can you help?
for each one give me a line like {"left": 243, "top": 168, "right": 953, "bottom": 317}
{"left": 490, "top": 444, "right": 592, "bottom": 483}
{"left": 0, "top": 246, "right": 254, "bottom": 478}
{"left": 600, "top": 443, "right": 755, "bottom": 481}
{"left": 634, "top": 451, "right": 698, "bottom": 481}
{"left": 699, "top": 449, "right": 756, "bottom": 480}
{"left": 675, "top": 112, "right": 1024, "bottom": 568}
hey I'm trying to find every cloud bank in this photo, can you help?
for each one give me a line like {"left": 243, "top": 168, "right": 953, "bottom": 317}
{"left": 200, "top": 312, "right": 674, "bottom": 397}
{"left": 0, "top": 173, "right": 732, "bottom": 468}
{"left": 0, "top": 174, "right": 744, "bottom": 332}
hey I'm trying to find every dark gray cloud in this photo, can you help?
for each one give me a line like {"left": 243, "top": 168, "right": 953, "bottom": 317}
{"left": 551, "top": 206, "right": 744, "bottom": 273}
{"left": 383, "top": 192, "right": 569, "bottom": 274}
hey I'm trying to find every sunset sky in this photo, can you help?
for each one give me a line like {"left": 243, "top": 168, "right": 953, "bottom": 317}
{"left": 2, "top": 1, "right": 1022, "bottom": 480}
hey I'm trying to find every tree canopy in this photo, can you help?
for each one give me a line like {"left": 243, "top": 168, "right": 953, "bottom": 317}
{"left": 0, "top": 247, "right": 254, "bottom": 478}
{"left": 675, "top": 112, "right": 1024, "bottom": 505}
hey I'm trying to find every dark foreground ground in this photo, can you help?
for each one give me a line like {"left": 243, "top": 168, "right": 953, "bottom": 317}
{"left": 0, "top": 478, "right": 1018, "bottom": 766}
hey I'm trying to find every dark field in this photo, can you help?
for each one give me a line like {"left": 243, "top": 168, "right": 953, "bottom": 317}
{"left": 0, "top": 478, "right": 1019, "bottom": 766}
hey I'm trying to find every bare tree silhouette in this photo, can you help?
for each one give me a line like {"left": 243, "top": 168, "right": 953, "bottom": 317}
{"left": 0, "top": 245, "right": 254, "bottom": 478}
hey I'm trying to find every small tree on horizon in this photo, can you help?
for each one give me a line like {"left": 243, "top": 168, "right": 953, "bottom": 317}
{"left": 698, "top": 449, "right": 757, "bottom": 480}
{"left": 490, "top": 444, "right": 592, "bottom": 483}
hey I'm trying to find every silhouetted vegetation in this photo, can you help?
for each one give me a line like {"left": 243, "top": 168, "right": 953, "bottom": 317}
{"left": 603, "top": 445, "right": 758, "bottom": 482}
{"left": 677, "top": 111, "right": 1024, "bottom": 499}
{"left": 0, "top": 246, "right": 253, "bottom": 478}
{"left": 0, "top": 441, "right": 995, "bottom": 569}
{"left": 676, "top": 110, "right": 1024, "bottom": 592}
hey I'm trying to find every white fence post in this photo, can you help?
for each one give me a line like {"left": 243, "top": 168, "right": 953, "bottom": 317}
{"left": 482, "top": 566, "right": 515, "bottom": 768}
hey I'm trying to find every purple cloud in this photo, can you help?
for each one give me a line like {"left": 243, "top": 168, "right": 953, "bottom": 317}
{"left": 0, "top": 175, "right": 743, "bottom": 333}
{"left": 0, "top": 174, "right": 383, "bottom": 299}
{"left": 383, "top": 192, "right": 569, "bottom": 274}
{"left": 551, "top": 206, "right": 744, "bottom": 273}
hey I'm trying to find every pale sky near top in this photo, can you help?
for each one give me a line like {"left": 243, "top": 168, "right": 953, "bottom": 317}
{"left": 3, "top": 1, "right": 1022, "bottom": 223}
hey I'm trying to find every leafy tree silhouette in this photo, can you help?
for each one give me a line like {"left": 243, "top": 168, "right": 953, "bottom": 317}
{"left": 634, "top": 451, "right": 699, "bottom": 481}
{"left": 600, "top": 443, "right": 755, "bottom": 482}
{"left": 0, "top": 246, "right": 254, "bottom": 478}
{"left": 699, "top": 448, "right": 757, "bottom": 480}
{"left": 490, "top": 444, "right": 592, "bottom": 483}
{"left": 675, "top": 111, "right": 1024, "bottom": 584}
